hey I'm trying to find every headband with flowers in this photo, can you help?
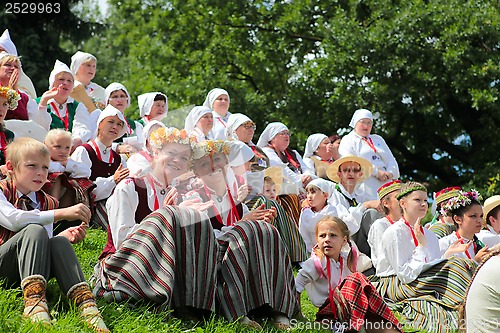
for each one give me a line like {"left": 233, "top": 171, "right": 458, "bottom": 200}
{"left": 149, "top": 127, "right": 197, "bottom": 150}
{"left": 0, "top": 86, "right": 21, "bottom": 110}
{"left": 440, "top": 189, "right": 482, "bottom": 216}
{"left": 192, "top": 140, "right": 231, "bottom": 160}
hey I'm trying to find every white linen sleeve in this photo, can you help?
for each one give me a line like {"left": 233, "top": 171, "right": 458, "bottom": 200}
{"left": 294, "top": 150, "right": 316, "bottom": 178}
{"left": 303, "top": 157, "right": 316, "bottom": 176}
{"left": 382, "top": 225, "right": 429, "bottom": 284}
{"left": 71, "top": 103, "right": 93, "bottom": 143}
{"left": 295, "top": 258, "right": 321, "bottom": 293}
{"left": 65, "top": 158, "right": 91, "bottom": 178}
{"left": 49, "top": 161, "right": 65, "bottom": 173}
{"left": 0, "top": 192, "right": 54, "bottom": 232}
{"left": 29, "top": 98, "right": 51, "bottom": 130}
{"left": 373, "top": 135, "right": 399, "bottom": 178}
{"left": 106, "top": 179, "right": 142, "bottom": 249}
{"left": 338, "top": 132, "right": 357, "bottom": 157}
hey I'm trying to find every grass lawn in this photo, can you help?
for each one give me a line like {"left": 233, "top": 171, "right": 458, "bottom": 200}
{"left": 0, "top": 229, "right": 425, "bottom": 332}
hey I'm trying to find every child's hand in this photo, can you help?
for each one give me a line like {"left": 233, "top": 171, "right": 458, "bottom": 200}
{"left": 58, "top": 223, "right": 87, "bottom": 244}
{"left": 242, "top": 204, "right": 276, "bottom": 223}
{"left": 0, "top": 164, "right": 9, "bottom": 177}
{"left": 163, "top": 187, "right": 179, "bottom": 206}
{"left": 113, "top": 164, "right": 130, "bottom": 184}
{"left": 474, "top": 245, "right": 490, "bottom": 263}
{"left": 414, "top": 217, "right": 426, "bottom": 247}
{"left": 237, "top": 184, "right": 251, "bottom": 202}
{"left": 55, "top": 203, "right": 91, "bottom": 224}
{"left": 444, "top": 239, "right": 472, "bottom": 258}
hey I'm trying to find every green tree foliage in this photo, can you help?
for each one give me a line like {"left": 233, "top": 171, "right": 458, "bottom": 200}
{"left": 1, "top": 0, "right": 101, "bottom": 94}
{"left": 85, "top": 0, "right": 499, "bottom": 191}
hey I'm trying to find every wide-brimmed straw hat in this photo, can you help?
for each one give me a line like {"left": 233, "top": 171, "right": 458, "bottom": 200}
{"left": 326, "top": 155, "right": 373, "bottom": 183}
{"left": 484, "top": 195, "right": 500, "bottom": 222}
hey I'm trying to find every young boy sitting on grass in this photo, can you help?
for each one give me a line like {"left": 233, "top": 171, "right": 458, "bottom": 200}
{"left": 0, "top": 137, "right": 108, "bottom": 332}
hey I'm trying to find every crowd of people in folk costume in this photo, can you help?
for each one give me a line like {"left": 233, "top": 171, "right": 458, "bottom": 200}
{"left": 1, "top": 28, "right": 499, "bottom": 333}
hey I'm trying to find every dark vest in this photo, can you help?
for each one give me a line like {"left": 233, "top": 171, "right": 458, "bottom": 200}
{"left": 98, "top": 177, "right": 152, "bottom": 260}
{"left": 5, "top": 90, "right": 29, "bottom": 121}
{"left": 82, "top": 143, "right": 121, "bottom": 181}
{"left": 0, "top": 180, "right": 58, "bottom": 246}
{"left": 196, "top": 188, "right": 244, "bottom": 231}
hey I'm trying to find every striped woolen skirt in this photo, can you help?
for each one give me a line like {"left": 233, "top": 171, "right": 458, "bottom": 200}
{"left": 250, "top": 195, "right": 308, "bottom": 262}
{"left": 429, "top": 223, "right": 455, "bottom": 239}
{"left": 277, "top": 194, "right": 302, "bottom": 226}
{"left": 369, "top": 257, "right": 477, "bottom": 333}
{"left": 92, "top": 206, "right": 217, "bottom": 311}
{"left": 216, "top": 220, "right": 300, "bottom": 320}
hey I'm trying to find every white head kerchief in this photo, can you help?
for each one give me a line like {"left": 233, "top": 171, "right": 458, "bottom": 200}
{"left": 256, "top": 122, "right": 288, "bottom": 148}
{"left": 48, "top": 60, "right": 72, "bottom": 88}
{"left": 70, "top": 51, "right": 97, "bottom": 76}
{"left": 306, "top": 178, "right": 332, "bottom": 196}
{"left": 304, "top": 133, "right": 328, "bottom": 159}
{"left": 138, "top": 92, "right": 168, "bottom": 117}
{"left": 202, "top": 88, "right": 230, "bottom": 110}
{"left": 228, "top": 140, "right": 254, "bottom": 167}
{"left": 0, "top": 29, "right": 17, "bottom": 56}
{"left": 105, "top": 82, "right": 131, "bottom": 108}
{"left": 349, "top": 109, "right": 373, "bottom": 128}
{"left": 96, "top": 104, "right": 128, "bottom": 138}
{"left": 225, "top": 113, "right": 252, "bottom": 140}
{"left": 184, "top": 106, "right": 212, "bottom": 131}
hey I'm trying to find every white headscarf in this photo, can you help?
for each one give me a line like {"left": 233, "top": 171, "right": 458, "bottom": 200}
{"left": 142, "top": 120, "right": 167, "bottom": 144}
{"left": 105, "top": 82, "right": 131, "bottom": 108}
{"left": 70, "top": 51, "right": 97, "bottom": 76}
{"left": 203, "top": 88, "right": 230, "bottom": 110}
{"left": 48, "top": 60, "right": 73, "bottom": 88}
{"left": 306, "top": 178, "right": 333, "bottom": 196}
{"left": 225, "top": 113, "right": 252, "bottom": 140}
{"left": 0, "top": 30, "right": 17, "bottom": 56}
{"left": 256, "top": 122, "right": 288, "bottom": 148}
{"left": 349, "top": 109, "right": 373, "bottom": 128}
{"left": 184, "top": 106, "right": 212, "bottom": 131}
{"left": 228, "top": 140, "right": 254, "bottom": 167}
{"left": 304, "top": 133, "right": 328, "bottom": 159}
{"left": 138, "top": 92, "right": 168, "bottom": 117}
{"left": 96, "top": 104, "right": 128, "bottom": 138}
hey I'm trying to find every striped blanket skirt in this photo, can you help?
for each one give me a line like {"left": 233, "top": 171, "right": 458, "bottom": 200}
{"left": 429, "top": 223, "right": 455, "bottom": 239}
{"left": 369, "top": 257, "right": 477, "bottom": 333}
{"left": 216, "top": 220, "right": 300, "bottom": 321}
{"left": 277, "top": 194, "right": 302, "bottom": 226}
{"left": 250, "top": 195, "right": 308, "bottom": 262}
{"left": 92, "top": 206, "right": 217, "bottom": 311}
{"left": 316, "top": 272, "right": 402, "bottom": 332}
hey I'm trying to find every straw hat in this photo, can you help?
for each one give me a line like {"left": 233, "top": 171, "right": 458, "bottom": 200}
{"left": 264, "top": 166, "right": 283, "bottom": 195}
{"left": 326, "top": 155, "right": 373, "bottom": 183}
{"left": 484, "top": 195, "right": 500, "bottom": 222}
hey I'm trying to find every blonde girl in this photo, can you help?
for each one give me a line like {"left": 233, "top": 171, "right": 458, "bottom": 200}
{"left": 296, "top": 216, "right": 401, "bottom": 333}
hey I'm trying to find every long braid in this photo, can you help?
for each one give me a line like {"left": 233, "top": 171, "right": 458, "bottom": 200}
{"left": 458, "top": 247, "right": 500, "bottom": 332}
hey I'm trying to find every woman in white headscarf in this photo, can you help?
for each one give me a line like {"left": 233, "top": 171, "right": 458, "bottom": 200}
{"left": 137, "top": 92, "right": 168, "bottom": 126}
{"left": 104, "top": 82, "right": 144, "bottom": 155}
{"left": 0, "top": 29, "right": 37, "bottom": 99}
{"left": 257, "top": 122, "right": 314, "bottom": 192}
{"left": 303, "top": 133, "right": 337, "bottom": 179}
{"left": 203, "top": 88, "right": 230, "bottom": 140}
{"left": 338, "top": 109, "right": 400, "bottom": 200}
{"left": 70, "top": 51, "right": 106, "bottom": 109}
{"left": 225, "top": 113, "right": 270, "bottom": 171}
{"left": 184, "top": 106, "right": 213, "bottom": 142}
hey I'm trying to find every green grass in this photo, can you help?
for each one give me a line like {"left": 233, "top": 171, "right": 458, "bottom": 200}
{"left": 0, "top": 229, "right": 425, "bottom": 332}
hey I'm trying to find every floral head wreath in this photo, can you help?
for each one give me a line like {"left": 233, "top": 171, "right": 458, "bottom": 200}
{"left": 440, "top": 189, "right": 482, "bottom": 216}
{"left": 149, "top": 127, "right": 197, "bottom": 150}
{"left": 192, "top": 140, "right": 231, "bottom": 160}
{"left": 0, "top": 86, "right": 21, "bottom": 110}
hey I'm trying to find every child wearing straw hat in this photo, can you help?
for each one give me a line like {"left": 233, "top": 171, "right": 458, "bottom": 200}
{"left": 326, "top": 155, "right": 381, "bottom": 257}
{"left": 477, "top": 195, "right": 500, "bottom": 247}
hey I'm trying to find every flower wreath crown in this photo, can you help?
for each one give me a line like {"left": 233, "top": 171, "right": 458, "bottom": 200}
{"left": 192, "top": 140, "right": 231, "bottom": 160}
{"left": 149, "top": 127, "right": 197, "bottom": 149}
{"left": 440, "top": 189, "right": 482, "bottom": 216}
{"left": 0, "top": 86, "right": 21, "bottom": 110}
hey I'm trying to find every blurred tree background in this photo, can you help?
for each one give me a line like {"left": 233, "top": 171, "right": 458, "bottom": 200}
{"left": 2, "top": 0, "right": 499, "bottom": 195}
